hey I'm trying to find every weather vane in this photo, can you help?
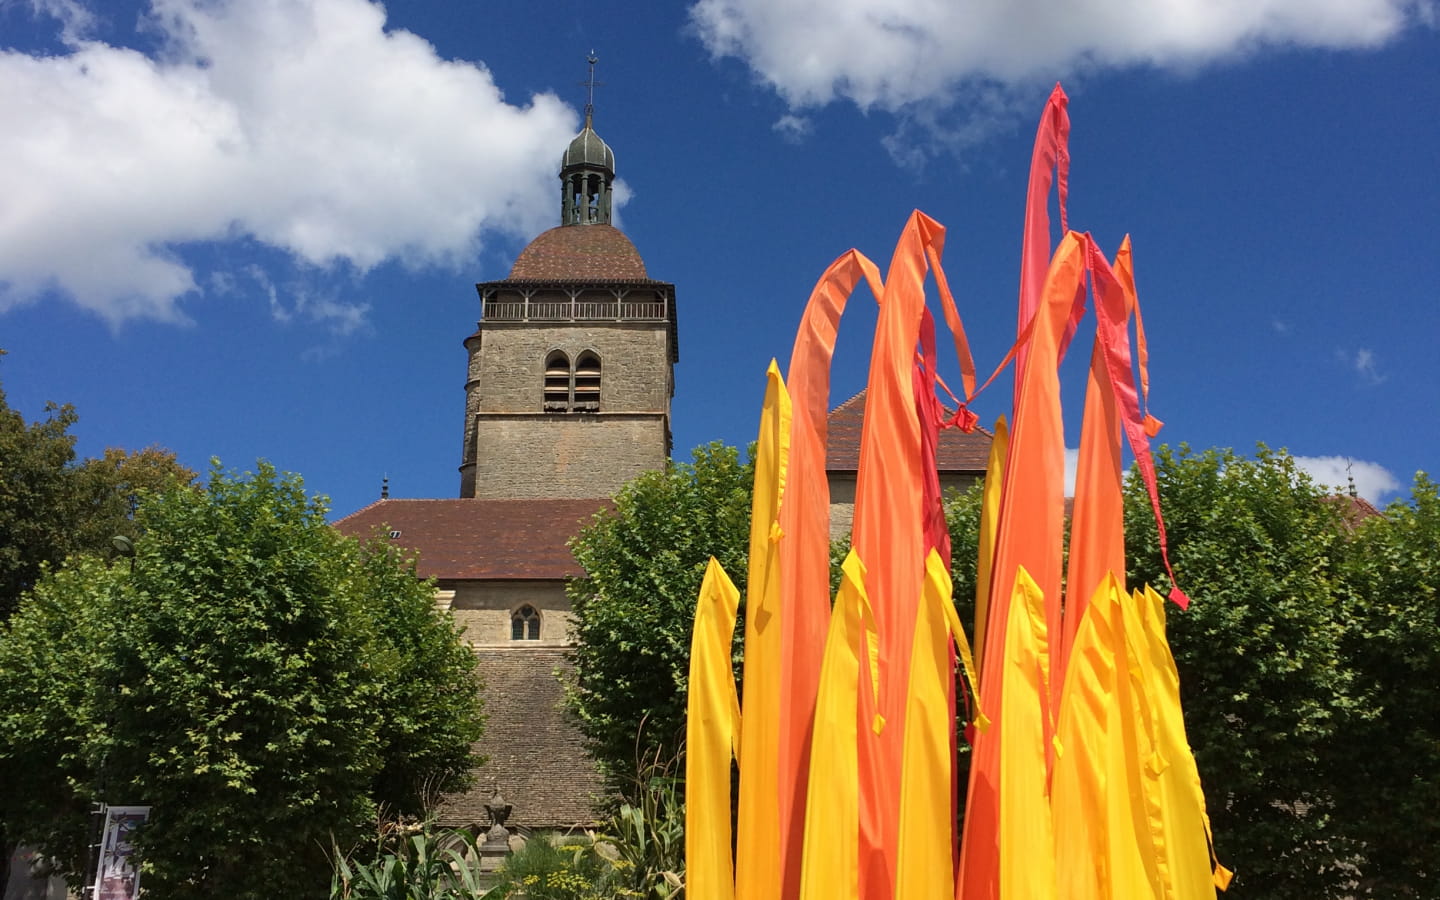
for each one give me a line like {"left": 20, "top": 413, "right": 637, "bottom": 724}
{"left": 581, "top": 52, "right": 603, "bottom": 124}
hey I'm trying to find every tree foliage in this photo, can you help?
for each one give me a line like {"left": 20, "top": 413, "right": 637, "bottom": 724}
{"left": 0, "top": 359, "right": 196, "bottom": 621}
{"left": 0, "top": 462, "right": 483, "bottom": 900}
{"left": 0, "top": 382, "right": 87, "bottom": 622}
{"left": 565, "top": 443, "right": 753, "bottom": 783}
{"left": 1330, "top": 474, "right": 1440, "bottom": 897}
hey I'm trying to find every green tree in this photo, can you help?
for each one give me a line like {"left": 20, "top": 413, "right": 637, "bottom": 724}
{"left": 72, "top": 445, "right": 198, "bottom": 550}
{"left": 0, "top": 377, "right": 87, "bottom": 622}
{"left": 565, "top": 443, "right": 753, "bottom": 784}
{"left": 1331, "top": 474, "right": 1440, "bottom": 897}
{"left": 0, "top": 462, "right": 483, "bottom": 900}
{"left": 0, "top": 356, "right": 196, "bottom": 622}
{"left": 0, "top": 357, "right": 195, "bottom": 889}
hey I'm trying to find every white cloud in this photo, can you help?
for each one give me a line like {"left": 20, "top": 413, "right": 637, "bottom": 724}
{"left": 772, "top": 113, "right": 812, "bottom": 143}
{"left": 1353, "top": 347, "right": 1386, "bottom": 384}
{"left": 690, "top": 0, "right": 1427, "bottom": 111}
{"left": 1336, "top": 347, "right": 1387, "bottom": 384}
{"left": 0, "top": 0, "right": 582, "bottom": 325}
{"left": 1291, "top": 455, "right": 1401, "bottom": 504}
{"left": 1064, "top": 447, "right": 1079, "bottom": 498}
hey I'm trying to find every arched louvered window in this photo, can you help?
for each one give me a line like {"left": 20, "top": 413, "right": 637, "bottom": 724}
{"left": 511, "top": 605, "right": 541, "bottom": 641}
{"left": 573, "top": 351, "right": 601, "bottom": 412}
{"left": 544, "top": 351, "right": 571, "bottom": 412}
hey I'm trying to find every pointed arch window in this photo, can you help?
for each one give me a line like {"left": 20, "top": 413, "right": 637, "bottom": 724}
{"left": 511, "top": 605, "right": 541, "bottom": 641}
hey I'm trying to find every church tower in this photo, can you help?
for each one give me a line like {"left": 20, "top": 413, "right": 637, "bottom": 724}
{"left": 459, "top": 99, "right": 677, "bottom": 499}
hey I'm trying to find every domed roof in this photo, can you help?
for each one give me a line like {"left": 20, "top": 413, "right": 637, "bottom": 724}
{"left": 561, "top": 124, "right": 615, "bottom": 173}
{"left": 508, "top": 224, "right": 647, "bottom": 280}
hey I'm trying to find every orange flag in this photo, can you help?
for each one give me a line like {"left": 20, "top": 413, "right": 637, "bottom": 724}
{"left": 780, "top": 249, "right": 883, "bottom": 900}
{"left": 1092, "top": 239, "right": 1189, "bottom": 608}
{"left": 1060, "top": 303, "right": 1127, "bottom": 700}
{"left": 960, "top": 233, "right": 1087, "bottom": 900}
{"left": 686, "top": 558, "right": 742, "bottom": 900}
{"left": 851, "top": 211, "right": 947, "bottom": 900}
{"left": 735, "top": 361, "right": 792, "bottom": 900}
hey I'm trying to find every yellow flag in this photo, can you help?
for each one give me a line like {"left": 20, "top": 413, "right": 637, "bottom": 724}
{"left": 974, "top": 416, "right": 1008, "bottom": 675}
{"left": 1134, "top": 586, "right": 1230, "bottom": 896}
{"left": 799, "top": 551, "right": 879, "bottom": 900}
{"left": 896, "top": 551, "right": 962, "bottom": 900}
{"left": 686, "top": 558, "right": 742, "bottom": 900}
{"left": 996, "top": 565, "right": 1057, "bottom": 900}
{"left": 1052, "top": 573, "right": 1157, "bottom": 900}
{"left": 735, "top": 360, "right": 792, "bottom": 900}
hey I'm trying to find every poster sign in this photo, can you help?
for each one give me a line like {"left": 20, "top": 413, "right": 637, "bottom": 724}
{"left": 93, "top": 805, "right": 149, "bottom": 900}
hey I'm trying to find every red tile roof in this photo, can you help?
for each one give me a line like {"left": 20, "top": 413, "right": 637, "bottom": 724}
{"left": 825, "top": 390, "right": 993, "bottom": 473}
{"left": 1325, "top": 493, "right": 1384, "bottom": 529}
{"left": 508, "top": 224, "right": 648, "bottom": 280}
{"left": 333, "top": 498, "right": 612, "bottom": 580}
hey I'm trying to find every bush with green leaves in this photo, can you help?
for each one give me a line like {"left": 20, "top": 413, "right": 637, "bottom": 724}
{"left": 331, "top": 821, "right": 496, "bottom": 900}
{"left": 0, "top": 462, "right": 484, "bottom": 900}
{"left": 494, "top": 834, "right": 624, "bottom": 900}
{"left": 596, "top": 751, "right": 685, "bottom": 900}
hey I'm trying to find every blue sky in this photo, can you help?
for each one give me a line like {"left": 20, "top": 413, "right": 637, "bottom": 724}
{"left": 1, "top": 0, "right": 1436, "bottom": 517}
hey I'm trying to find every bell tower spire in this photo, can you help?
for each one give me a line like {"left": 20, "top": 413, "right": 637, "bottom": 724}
{"left": 560, "top": 54, "right": 615, "bottom": 226}
{"left": 582, "top": 52, "right": 602, "bottom": 127}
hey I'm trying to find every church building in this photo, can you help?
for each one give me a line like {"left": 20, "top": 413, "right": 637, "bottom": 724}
{"left": 336, "top": 94, "right": 991, "bottom": 832}
{"left": 336, "top": 102, "right": 669, "bottom": 829}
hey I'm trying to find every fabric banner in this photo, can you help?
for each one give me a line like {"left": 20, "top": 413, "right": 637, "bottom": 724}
{"left": 93, "top": 805, "right": 150, "bottom": 900}
{"left": 686, "top": 559, "right": 743, "bottom": 900}
{"left": 736, "top": 361, "right": 793, "bottom": 900}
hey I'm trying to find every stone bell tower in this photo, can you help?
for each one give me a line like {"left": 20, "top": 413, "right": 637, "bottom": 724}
{"left": 459, "top": 92, "right": 677, "bottom": 500}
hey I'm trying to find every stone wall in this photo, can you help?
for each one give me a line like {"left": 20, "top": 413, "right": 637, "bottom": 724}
{"left": 469, "top": 414, "right": 668, "bottom": 500}
{"left": 440, "top": 646, "right": 604, "bottom": 832}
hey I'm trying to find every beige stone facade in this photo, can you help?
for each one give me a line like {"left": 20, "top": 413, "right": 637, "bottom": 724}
{"left": 459, "top": 294, "right": 677, "bottom": 499}
{"left": 468, "top": 414, "right": 668, "bottom": 500}
{"left": 446, "top": 580, "right": 573, "bottom": 647}
{"left": 467, "top": 321, "right": 674, "bottom": 414}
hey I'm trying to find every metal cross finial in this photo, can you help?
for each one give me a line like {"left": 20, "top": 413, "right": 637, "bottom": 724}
{"left": 581, "top": 52, "right": 603, "bottom": 126}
